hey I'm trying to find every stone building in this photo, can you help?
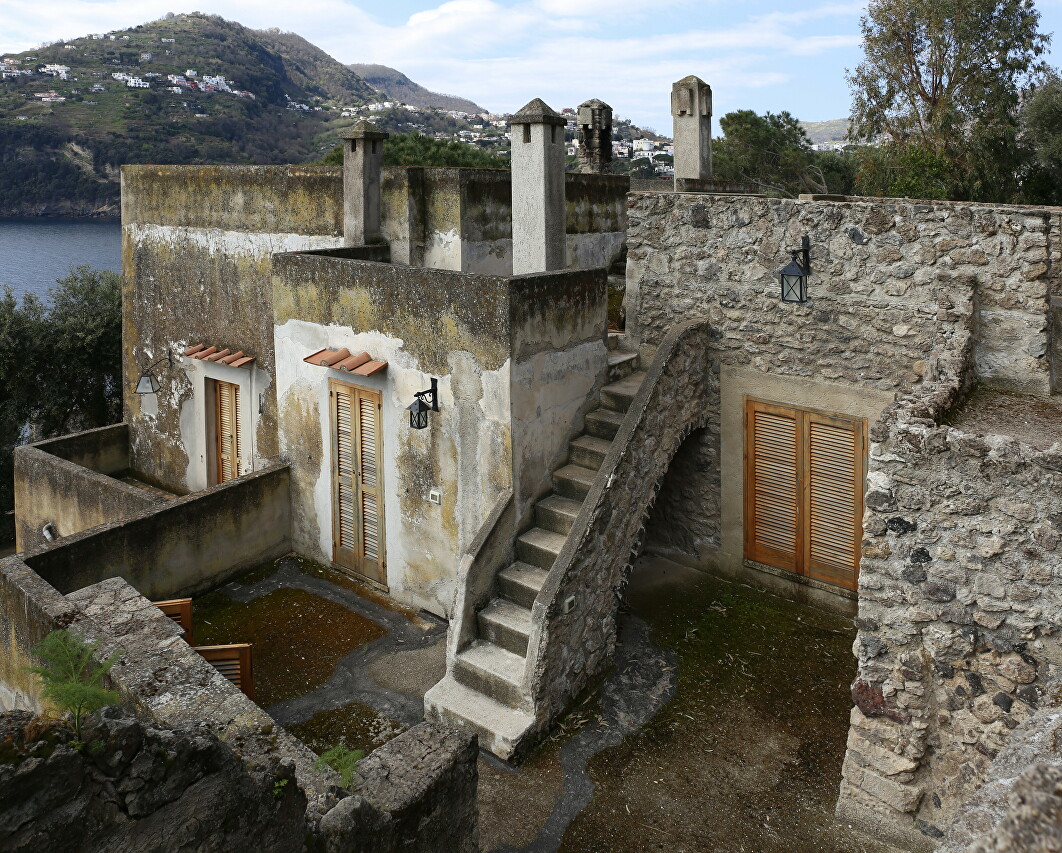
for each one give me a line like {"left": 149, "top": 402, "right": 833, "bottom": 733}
{"left": 3, "top": 83, "right": 1062, "bottom": 852}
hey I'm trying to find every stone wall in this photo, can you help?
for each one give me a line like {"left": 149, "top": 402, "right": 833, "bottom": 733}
{"left": 627, "top": 192, "right": 1052, "bottom": 587}
{"left": 13, "top": 424, "right": 163, "bottom": 552}
{"left": 20, "top": 463, "right": 291, "bottom": 601}
{"left": 840, "top": 385, "right": 1062, "bottom": 848}
{"left": 938, "top": 681, "right": 1062, "bottom": 852}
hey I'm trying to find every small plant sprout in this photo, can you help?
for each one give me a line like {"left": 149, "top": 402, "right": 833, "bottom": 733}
{"left": 314, "top": 743, "right": 365, "bottom": 789}
{"left": 28, "top": 630, "right": 122, "bottom": 739}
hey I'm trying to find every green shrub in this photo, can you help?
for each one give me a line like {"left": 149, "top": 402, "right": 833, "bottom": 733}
{"left": 314, "top": 743, "right": 364, "bottom": 789}
{"left": 28, "top": 630, "right": 122, "bottom": 738}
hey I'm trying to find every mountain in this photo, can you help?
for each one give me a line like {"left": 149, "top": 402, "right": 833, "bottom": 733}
{"left": 348, "top": 64, "right": 485, "bottom": 114}
{"left": 0, "top": 14, "right": 488, "bottom": 217}
{"left": 801, "top": 119, "right": 849, "bottom": 145}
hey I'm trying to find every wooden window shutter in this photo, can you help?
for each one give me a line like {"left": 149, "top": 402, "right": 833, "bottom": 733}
{"left": 330, "top": 380, "right": 385, "bottom": 583}
{"left": 805, "top": 413, "right": 864, "bottom": 590}
{"left": 745, "top": 402, "right": 800, "bottom": 571}
{"left": 745, "top": 399, "right": 865, "bottom": 591}
{"left": 215, "top": 380, "right": 241, "bottom": 483}
{"left": 194, "top": 643, "right": 254, "bottom": 700}
{"left": 152, "top": 598, "right": 194, "bottom": 645}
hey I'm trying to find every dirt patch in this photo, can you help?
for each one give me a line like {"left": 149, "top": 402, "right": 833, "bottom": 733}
{"left": 193, "top": 586, "right": 387, "bottom": 706}
{"left": 295, "top": 557, "right": 429, "bottom": 626}
{"left": 554, "top": 559, "right": 897, "bottom": 853}
{"left": 945, "top": 387, "right": 1062, "bottom": 450}
{"left": 287, "top": 701, "right": 406, "bottom": 757}
{"left": 478, "top": 749, "right": 568, "bottom": 851}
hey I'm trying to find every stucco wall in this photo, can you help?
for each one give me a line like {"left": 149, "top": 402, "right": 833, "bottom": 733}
{"left": 272, "top": 252, "right": 514, "bottom": 617}
{"left": 509, "top": 269, "right": 609, "bottom": 521}
{"left": 121, "top": 165, "right": 348, "bottom": 495}
{"left": 20, "top": 464, "right": 292, "bottom": 601}
{"left": 13, "top": 424, "right": 163, "bottom": 552}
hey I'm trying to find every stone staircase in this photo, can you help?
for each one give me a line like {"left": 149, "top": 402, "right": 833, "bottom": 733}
{"left": 426, "top": 335, "right": 645, "bottom": 758}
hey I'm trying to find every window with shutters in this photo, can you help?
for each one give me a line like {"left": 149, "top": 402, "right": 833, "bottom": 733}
{"left": 329, "top": 380, "right": 385, "bottom": 585}
{"left": 214, "top": 380, "right": 241, "bottom": 484}
{"left": 744, "top": 399, "right": 866, "bottom": 591}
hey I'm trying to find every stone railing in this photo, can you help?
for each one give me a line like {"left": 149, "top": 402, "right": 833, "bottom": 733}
{"left": 521, "top": 317, "right": 717, "bottom": 726}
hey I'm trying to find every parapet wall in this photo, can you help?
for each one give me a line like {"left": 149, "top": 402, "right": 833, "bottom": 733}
{"left": 13, "top": 424, "right": 164, "bottom": 552}
{"left": 20, "top": 463, "right": 292, "bottom": 601}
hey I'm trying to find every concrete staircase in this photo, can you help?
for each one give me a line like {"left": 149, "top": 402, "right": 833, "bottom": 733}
{"left": 426, "top": 334, "right": 645, "bottom": 758}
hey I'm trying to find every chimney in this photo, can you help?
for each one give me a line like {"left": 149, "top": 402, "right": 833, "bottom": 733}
{"left": 578, "top": 98, "right": 613, "bottom": 175}
{"left": 339, "top": 120, "right": 389, "bottom": 246}
{"left": 510, "top": 98, "right": 567, "bottom": 275}
{"left": 671, "top": 76, "right": 712, "bottom": 182}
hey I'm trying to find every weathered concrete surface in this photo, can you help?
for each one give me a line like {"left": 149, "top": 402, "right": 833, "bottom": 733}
{"left": 0, "top": 707, "right": 309, "bottom": 853}
{"left": 511, "top": 99, "right": 568, "bottom": 275}
{"left": 341, "top": 121, "right": 388, "bottom": 246}
{"left": 671, "top": 76, "right": 712, "bottom": 181}
{"left": 21, "top": 464, "right": 291, "bottom": 600}
{"left": 13, "top": 424, "right": 162, "bottom": 552}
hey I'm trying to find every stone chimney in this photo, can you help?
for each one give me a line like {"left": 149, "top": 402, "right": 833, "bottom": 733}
{"left": 671, "top": 76, "right": 712, "bottom": 181}
{"left": 510, "top": 98, "right": 567, "bottom": 275}
{"left": 578, "top": 98, "right": 613, "bottom": 175}
{"left": 339, "top": 120, "right": 389, "bottom": 246}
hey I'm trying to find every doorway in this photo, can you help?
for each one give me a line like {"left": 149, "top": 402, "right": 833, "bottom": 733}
{"left": 213, "top": 379, "right": 241, "bottom": 485}
{"left": 329, "top": 379, "right": 385, "bottom": 585}
{"left": 743, "top": 398, "right": 866, "bottom": 591}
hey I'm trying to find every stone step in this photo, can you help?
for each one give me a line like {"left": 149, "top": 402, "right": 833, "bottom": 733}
{"left": 516, "top": 527, "right": 567, "bottom": 570}
{"left": 552, "top": 464, "right": 597, "bottom": 501}
{"left": 424, "top": 676, "right": 535, "bottom": 761}
{"left": 601, "top": 371, "right": 647, "bottom": 413}
{"left": 477, "top": 598, "right": 532, "bottom": 656}
{"left": 607, "top": 350, "right": 639, "bottom": 383}
{"left": 607, "top": 331, "right": 623, "bottom": 352}
{"left": 497, "top": 561, "right": 549, "bottom": 609}
{"left": 584, "top": 407, "right": 624, "bottom": 441}
{"left": 569, "top": 434, "right": 612, "bottom": 471}
{"left": 534, "top": 494, "right": 582, "bottom": 536}
{"left": 454, "top": 641, "right": 526, "bottom": 709}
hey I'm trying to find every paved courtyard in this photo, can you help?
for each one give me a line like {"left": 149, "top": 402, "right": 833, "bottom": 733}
{"left": 195, "top": 553, "right": 896, "bottom": 852}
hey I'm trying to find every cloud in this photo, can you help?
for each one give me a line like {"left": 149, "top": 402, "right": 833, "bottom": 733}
{"left": 0, "top": 0, "right": 867, "bottom": 127}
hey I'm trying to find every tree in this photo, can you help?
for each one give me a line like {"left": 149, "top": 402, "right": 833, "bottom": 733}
{"left": 1019, "top": 71, "right": 1062, "bottom": 204}
{"left": 322, "top": 132, "right": 509, "bottom": 169}
{"left": 847, "top": 0, "right": 1049, "bottom": 201}
{"left": 713, "top": 110, "right": 853, "bottom": 197}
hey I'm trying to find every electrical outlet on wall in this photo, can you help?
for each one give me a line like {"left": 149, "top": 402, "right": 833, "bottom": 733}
{"left": 429, "top": 488, "right": 442, "bottom": 505}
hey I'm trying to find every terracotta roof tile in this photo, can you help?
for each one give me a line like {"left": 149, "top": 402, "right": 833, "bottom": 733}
{"left": 183, "top": 344, "right": 255, "bottom": 369}
{"left": 303, "top": 348, "right": 387, "bottom": 376}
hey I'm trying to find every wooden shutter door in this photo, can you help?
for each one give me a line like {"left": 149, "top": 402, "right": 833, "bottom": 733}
{"left": 215, "top": 380, "right": 241, "bottom": 484}
{"left": 745, "top": 401, "right": 800, "bottom": 571}
{"left": 745, "top": 399, "right": 865, "bottom": 591}
{"left": 805, "top": 413, "right": 864, "bottom": 590}
{"left": 330, "top": 380, "right": 385, "bottom": 584}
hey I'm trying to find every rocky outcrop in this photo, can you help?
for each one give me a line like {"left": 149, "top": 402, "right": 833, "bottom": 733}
{"left": 0, "top": 707, "right": 308, "bottom": 853}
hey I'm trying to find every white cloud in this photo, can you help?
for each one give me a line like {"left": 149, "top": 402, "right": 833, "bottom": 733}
{"left": 0, "top": 0, "right": 865, "bottom": 127}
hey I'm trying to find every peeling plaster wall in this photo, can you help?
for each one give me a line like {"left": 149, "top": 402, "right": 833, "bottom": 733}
{"left": 272, "top": 253, "right": 515, "bottom": 618}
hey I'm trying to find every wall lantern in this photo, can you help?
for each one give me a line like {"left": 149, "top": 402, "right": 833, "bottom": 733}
{"left": 134, "top": 351, "right": 174, "bottom": 394}
{"left": 779, "top": 235, "right": 811, "bottom": 304}
{"left": 407, "top": 377, "right": 439, "bottom": 430}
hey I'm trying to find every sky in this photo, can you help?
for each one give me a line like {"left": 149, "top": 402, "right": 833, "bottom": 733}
{"left": 3, "top": 0, "right": 1062, "bottom": 132}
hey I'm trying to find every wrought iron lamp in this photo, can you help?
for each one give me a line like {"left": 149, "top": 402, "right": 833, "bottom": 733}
{"left": 407, "top": 378, "right": 439, "bottom": 429}
{"left": 134, "top": 351, "right": 174, "bottom": 395}
{"left": 779, "top": 235, "right": 811, "bottom": 303}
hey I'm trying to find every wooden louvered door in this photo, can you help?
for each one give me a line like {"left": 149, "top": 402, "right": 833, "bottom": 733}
{"left": 330, "top": 380, "right": 385, "bottom": 585}
{"left": 744, "top": 399, "right": 865, "bottom": 591}
{"left": 214, "top": 380, "right": 241, "bottom": 484}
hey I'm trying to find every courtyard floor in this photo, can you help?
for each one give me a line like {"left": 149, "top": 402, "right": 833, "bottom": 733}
{"left": 194, "top": 553, "right": 897, "bottom": 852}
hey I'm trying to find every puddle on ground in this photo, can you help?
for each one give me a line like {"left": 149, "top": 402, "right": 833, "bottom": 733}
{"left": 287, "top": 701, "right": 407, "bottom": 756}
{"left": 559, "top": 561, "right": 892, "bottom": 853}
{"left": 193, "top": 582, "right": 387, "bottom": 707}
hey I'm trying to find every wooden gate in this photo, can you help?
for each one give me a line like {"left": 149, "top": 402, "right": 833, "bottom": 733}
{"left": 329, "top": 379, "right": 385, "bottom": 584}
{"left": 214, "top": 380, "right": 241, "bottom": 484}
{"left": 744, "top": 399, "right": 865, "bottom": 590}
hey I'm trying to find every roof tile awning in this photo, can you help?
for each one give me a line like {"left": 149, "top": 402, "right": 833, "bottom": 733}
{"left": 304, "top": 348, "right": 388, "bottom": 376}
{"left": 184, "top": 344, "right": 255, "bottom": 368}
